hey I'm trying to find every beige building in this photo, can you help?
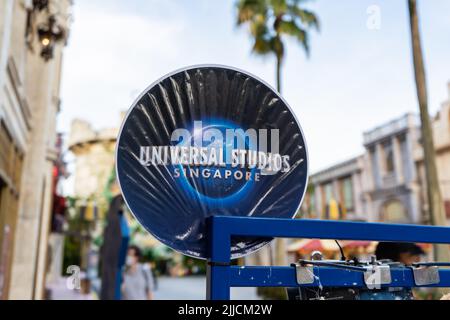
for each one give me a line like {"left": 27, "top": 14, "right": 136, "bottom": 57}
{"left": 0, "top": 0, "right": 72, "bottom": 299}
{"left": 68, "top": 119, "right": 119, "bottom": 212}
{"left": 302, "top": 156, "right": 366, "bottom": 221}
{"left": 417, "top": 83, "right": 450, "bottom": 222}
{"left": 68, "top": 117, "right": 178, "bottom": 270}
{"left": 303, "top": 82, "right": 450, "bottom": 225}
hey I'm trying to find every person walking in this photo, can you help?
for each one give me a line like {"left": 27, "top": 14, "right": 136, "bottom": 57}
{"left": 375, "top": 242, "right": 425, "bottom": 265}
{"left": 121, "top": 245, "right": 154, "bottom": 300}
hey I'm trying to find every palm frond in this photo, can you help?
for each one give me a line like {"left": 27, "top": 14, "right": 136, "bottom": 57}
{"left": 271, "top": 36, "right": 285, "bottom": 59}
{"left": 269, "top": 0, "right": 287, "bottom": 17}
{"left": 237, "top": 0, "right": 268, "bottom": 25}
{"left": 278, "top": 20, "right": 309, "bottom": 55}
{"left": 236, "top": 0, "right": 317, "bottom": 59}
{"left": 252, "top": 36, "right": 273, "bottom": 55}
{"left": 249, "top": 14, "right": 268, "bottom": 37}
{"left": 288, "top": 6, "right": 320, "bottom": 31}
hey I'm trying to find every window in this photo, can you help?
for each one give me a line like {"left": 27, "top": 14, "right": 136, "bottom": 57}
{"left": 0, "top": 122, "right": 23, "bottom": 192}
{"left": 321, "top": 183, "right": 334, "bottom": 219}
{"left": 369, "top": 146, "right": 381, "bottom": 187}
{"left": 382, "top": 141, "right": 394, "bottom": 174}
{"left": 324, "top": 183, "right": 333, "bottom": 203}
{"left": 12, "top": 148, "right": 23, "bottom": 191}
{"left": 0, "top": 122, "right": 13, "bottom": 176}
{"left": 340, "top": 177, "right": 354, "bottom": 216}
{"left": 399, "top": 135, "right": 410, "bottom": 181}
{"left": 445, "top": 201, "right": 450, "bottom": 219}
{"left": 322, "top": 182, "right": 345, "bottom": 220}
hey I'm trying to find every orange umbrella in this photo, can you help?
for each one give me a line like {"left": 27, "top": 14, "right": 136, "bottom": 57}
{"left": 417, "top": 243, "right": 432, "bottom": 250}
{"left": 342, "top": 241, "right": 372, "bottom": 249}
{"left": 287, "top": 239, "right": 339, "bottom": 253}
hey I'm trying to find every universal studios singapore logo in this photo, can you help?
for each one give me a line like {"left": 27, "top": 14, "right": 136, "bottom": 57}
{"left": 138, "top": 120, "right": 295, "bottom": 185}
{"left": 116, "top": 66, "right": 308, "bottom": 259}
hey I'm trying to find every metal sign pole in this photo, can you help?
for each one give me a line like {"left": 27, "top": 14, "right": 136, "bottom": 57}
{"left": 206, "top": 216, "right": 231, "bottom": 300}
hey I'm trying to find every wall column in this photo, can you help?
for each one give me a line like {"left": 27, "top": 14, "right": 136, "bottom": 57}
{"left": 392, "top": 136, "right": 404, "bottom": 184}
{"left": 373, "top": 144, "right": 383, "bottom": 188}
{"left": 8, "top": 49, "right": 56, "bottom": 300}
{"left": 352, "top": 173, "right": 362, "bottom": 219}
{"left": 315, "top": 184, "right": 323, "bottom": 219}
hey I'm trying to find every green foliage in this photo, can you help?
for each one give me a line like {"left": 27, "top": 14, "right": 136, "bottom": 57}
{"left": 103, "top": 168, "right": 117, "bottom": 205}
{"left": 62, "top": 195, "right": 94, "bottom": 273}
{"left": 236, "top": 0, "right": 319, "bottom": 60}
{"left": 257, "top": 287, "right": 287, "bottom": 300}
{"left": 62, "top": 235, "right": 82, "bottom": 274}
{"left": 182, "top": 256, "right": 207, "bottom": 275}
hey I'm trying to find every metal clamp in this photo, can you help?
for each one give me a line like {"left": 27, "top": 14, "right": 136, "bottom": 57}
{"left": 411, "top": 266, "right": 440, "bottom": 286}
{"left": 298, "top": 260, "right": 368, "bottom": 272}
{"left": 364, "top": 265, "right": 392, "bottom": 289}
{"left": 294, "top": 259, "right": 369, "bottom": 285}
{"left": 295, "top": 265, "right": 316, "bottom": 285}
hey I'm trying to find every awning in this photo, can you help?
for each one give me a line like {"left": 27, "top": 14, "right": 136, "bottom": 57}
{"left": 342, "top": 240, "right": 373, "bottom": 249}
{"left": 287, "top": 239, "right": 339, "bottom": 253}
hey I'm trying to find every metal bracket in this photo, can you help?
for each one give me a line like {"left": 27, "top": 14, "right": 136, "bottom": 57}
{"left": 295, "top": 266, "right": 316, "bottom": 285}
{"left": 364, "top": 265, "right": 392, "bottom": 289}
{"left": 412, "top": 266, "right": 440, "bottom": 286}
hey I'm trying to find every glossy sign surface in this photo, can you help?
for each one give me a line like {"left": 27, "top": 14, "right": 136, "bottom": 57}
{"left": 116, "top": 66, "right": 308, "bottom": 259}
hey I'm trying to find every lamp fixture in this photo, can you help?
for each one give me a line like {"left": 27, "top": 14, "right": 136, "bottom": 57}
{"left": 37, "top": 15, "right": 65, "bottom": 61}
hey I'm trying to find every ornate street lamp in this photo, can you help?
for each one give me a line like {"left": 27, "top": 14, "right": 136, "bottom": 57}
{"left": 37, "top": 15, "right": 65, "bottom": 61}
{"left": 32, "top": 0, "right": 49, "bottom": 11}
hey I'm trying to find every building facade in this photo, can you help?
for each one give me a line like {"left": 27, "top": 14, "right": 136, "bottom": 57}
{"left": 302, "top": 82, "right": 450, "bottom": 225}
{"left": 68, "top": 118, "right": 119, "bottom": 212}
{"left": 417, "top": 83, "right": 450, "bottom": 223}
{"left": 301, "top": 156, "right": 366, "bottom": 221}
{"left": 0, "top": 0, "right": 71, "bottom": 299}
{"left": 362, "top": 113, "right": 422, "bottom": 223}
{"left": 68, "top": 117, "right": 187, "bottom": 277}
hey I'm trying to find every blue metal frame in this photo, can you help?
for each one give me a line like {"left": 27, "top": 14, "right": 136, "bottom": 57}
{"left": 206, "top": 216, "right": 450, "bottom": 300}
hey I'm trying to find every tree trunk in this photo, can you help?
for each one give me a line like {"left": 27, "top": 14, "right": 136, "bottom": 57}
{"left": 408, "top": 0, "right": 450, "bottom": 262}
{"left": 276, "top": 55, "right": 282, "bottom": 93}
{"left": 274, "top": 55, "right": 287, "bottom": 266}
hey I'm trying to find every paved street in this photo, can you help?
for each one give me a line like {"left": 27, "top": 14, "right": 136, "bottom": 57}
{"left": 49, "top": 276, "right": 260, "bottom": 300}
{"left": 48, "top": 278, "right": 96, "bottom": 300}
{"left": 154, "top": 276, "right": 260, "bottom": 300}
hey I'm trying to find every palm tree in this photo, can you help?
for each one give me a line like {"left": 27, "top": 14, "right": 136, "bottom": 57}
{"left": 407, "top": 0, "right": 450, "bottom": 262}
{"left": 236, "top": 0, "right": 319, "bottom": 267}
{"left": 236, "top": 0, "right": 319, "bottom": 93}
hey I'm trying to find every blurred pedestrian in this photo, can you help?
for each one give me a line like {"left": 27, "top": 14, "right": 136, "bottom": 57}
{"left": 121, "top": 245, "right": 154, "bottom": 300}
{"left": 375, "top": 242, "right": 425, "bottom": 265}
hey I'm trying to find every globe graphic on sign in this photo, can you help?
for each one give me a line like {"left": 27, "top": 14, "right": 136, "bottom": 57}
{"left": 176, "top": 121, "right": 256, "bottom": 201}
{"left": 116, "top": 65, "right": 308, "bottom": 259}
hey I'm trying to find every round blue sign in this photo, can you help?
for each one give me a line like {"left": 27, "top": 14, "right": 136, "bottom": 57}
{"left": 116, "top": 65, "right": 308, "bottom": 259}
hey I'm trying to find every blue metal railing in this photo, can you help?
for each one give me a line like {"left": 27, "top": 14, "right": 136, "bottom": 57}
{"left": 206, "top": 216, "right": 450, "bottom": 300}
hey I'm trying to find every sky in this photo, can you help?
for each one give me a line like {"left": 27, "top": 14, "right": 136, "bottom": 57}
{"left": 59, "top": 0, "right": 450, "bottom": 182}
